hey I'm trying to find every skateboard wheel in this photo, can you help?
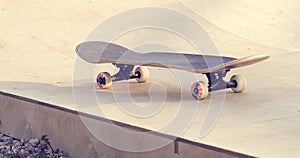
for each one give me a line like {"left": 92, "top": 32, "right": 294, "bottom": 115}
{"left": 191, "top": 81, "right": 208, "bottom": 100}
{"left": 230, "top": 74, "right": 246, "bottom": 93}
{"left": 134, "top": 66, "right": 149, "bottom": 83}
{"left": 96, "top": 72, "right": 112, "bottom": 89}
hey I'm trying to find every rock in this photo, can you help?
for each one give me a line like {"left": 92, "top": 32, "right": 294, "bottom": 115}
{"left": 38, "top": 141, "right": 48, "bottom": 150}
{"left": 20, "top": 139, "right": 26, "bottom": 145}
{"left": 34, "top": 153, "right": 39, "bottom": 157}
{"left": 29, "top": 138, "right": 39, "bottom": 147}
{"left": 12, "top": 140, "right": 19, "bottom": 144}
{"left": 35, "top": 147, "right": 41, "bottom": 153}
{"left": 0, "top": 133, "right": 71, "bottom": 157}
{"left": 17, "top": 149, "right": 26, "bottom": 157}
{"left": 13, "top": 141, "right": 21, "bottom": 148}
{"left": 54, "top": 148, "right": 60, "bottom": 153}
{"left": 0, "top": 145, "right": 6, "bottom": 150}
{"left": 24, "top": 145, "right": 34, "bottom": 152}
{"left": 23, "top": 151, "right": 30, "bottom": 157}
{"left": 3, "top": 136, "right": 12, "bottom": 142}
{"left": 38, "top": 150, "right": 47, "bottom": 157}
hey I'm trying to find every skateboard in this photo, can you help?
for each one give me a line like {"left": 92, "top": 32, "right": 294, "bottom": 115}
{"left": 76, "top": 41, "right": 269, "bottom": 100}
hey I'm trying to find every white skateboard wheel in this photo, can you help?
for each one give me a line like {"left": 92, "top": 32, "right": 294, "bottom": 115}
{"left": 191, "top": 81, "right": 208, "bottom": 100}
{"left": 134, "top": 66, "right": 149, "bottom": 83}
{"left": 230, "top": 74, "right": 246, "bottom": 93}
{"left": 96, "top": 72, "right": 112, "bottom": 89}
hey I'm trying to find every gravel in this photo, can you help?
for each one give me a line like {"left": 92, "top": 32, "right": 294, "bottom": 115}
{"left": 0, "top": 133, "right": 71, "bottom": 158}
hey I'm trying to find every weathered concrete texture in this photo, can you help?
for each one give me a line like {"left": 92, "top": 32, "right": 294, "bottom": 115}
{"left": 0, "top": 92, "right": 252, "bottom": 158}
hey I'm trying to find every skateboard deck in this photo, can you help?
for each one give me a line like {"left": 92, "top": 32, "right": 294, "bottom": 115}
{"left": 76, "top": 41, "right": 269, "bottom": 74}
{"left": 76, "top": 41, "right": 270, "bottom": 100}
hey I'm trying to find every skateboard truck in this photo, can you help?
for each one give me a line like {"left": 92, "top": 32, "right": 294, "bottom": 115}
{"left": 112, "top": 64, "right": 134, "bottom": 81}
{"left": 111, "top": 64, "right": 142, "bottom": 81}
{"left": 205, "top": 70, "right": 237, "bottom": 92}
{"left": 192, "top": 71, "right": 246, "bottom": 100}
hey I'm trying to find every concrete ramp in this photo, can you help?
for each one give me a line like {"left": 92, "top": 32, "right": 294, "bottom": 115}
{"left": 0, "top": 91, "right": 253, "bottom": 158}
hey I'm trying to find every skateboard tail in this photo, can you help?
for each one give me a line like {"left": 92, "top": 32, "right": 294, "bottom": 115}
{"left": 197, "top": 54, "right": 270, "bottom": 73}
{"left": 225, "top": 54, "right": 270, "bottom": 69}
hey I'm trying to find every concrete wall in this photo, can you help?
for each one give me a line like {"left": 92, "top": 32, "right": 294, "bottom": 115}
{"left": 0, "top": 91, "right": 253, "bottom": 158}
